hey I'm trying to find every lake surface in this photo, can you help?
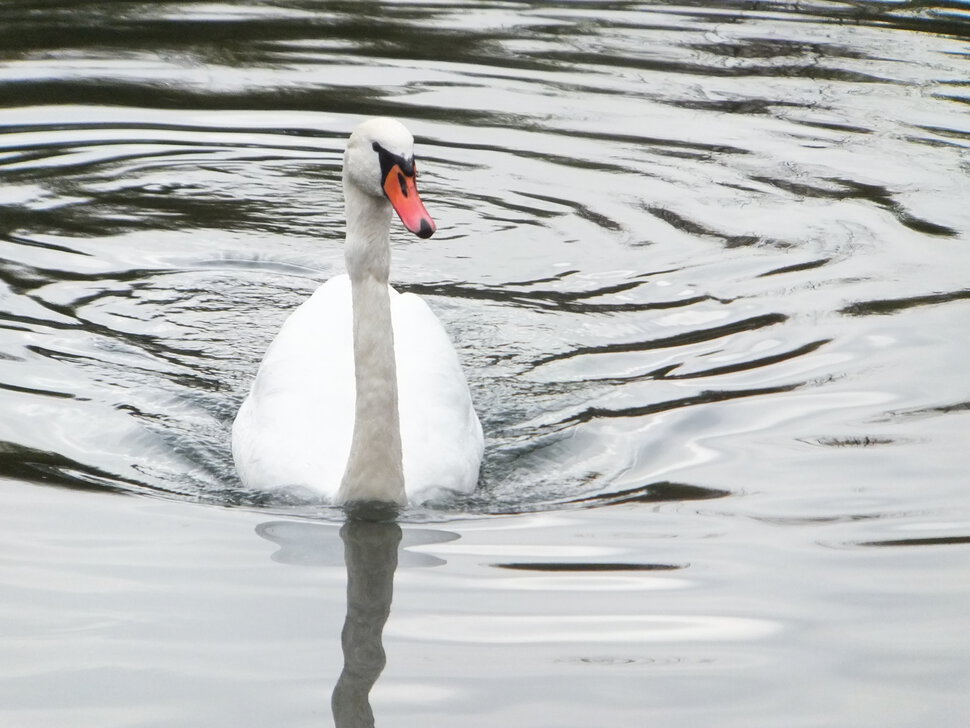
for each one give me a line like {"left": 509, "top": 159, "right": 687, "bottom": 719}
{"left": 1, "top": 1, "right": 968, "bottom": 726}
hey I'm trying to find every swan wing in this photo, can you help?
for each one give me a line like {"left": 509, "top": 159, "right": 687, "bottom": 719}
{"left": 233, "top": 276, "right": 482, "bottom": 501}
{"left": 232, "top": 275, "right": 354, "bottom": 498}
{"left": 392, "top": 289, "right": 484, "bottom": 498}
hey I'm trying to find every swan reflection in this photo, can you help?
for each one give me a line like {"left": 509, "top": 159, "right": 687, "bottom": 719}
{"left": 255, "top": 519, "right": 458, "bottom": 725}
{"left": 332, "top": 520, "right": 401, "bottom": 727}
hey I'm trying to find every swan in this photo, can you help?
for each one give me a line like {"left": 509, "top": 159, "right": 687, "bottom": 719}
{"left": 232, "top": 118, "right": 483, "bottom": 506}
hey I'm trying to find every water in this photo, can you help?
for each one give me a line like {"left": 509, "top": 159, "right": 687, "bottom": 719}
{"left": 1, "top": 1, "right": 968, "bottom": 725}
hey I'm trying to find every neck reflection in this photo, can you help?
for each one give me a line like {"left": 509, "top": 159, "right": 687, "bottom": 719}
{"left": 255, "top": 518, "right": 459, "bottom": 725}
{"left": 332, "top": 520, "right": 401, "bottom": 728}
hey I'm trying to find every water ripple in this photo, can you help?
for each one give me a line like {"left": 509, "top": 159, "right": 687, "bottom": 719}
{"left": 0, "top": 0, "right": 965, "bottom": 522}
{"left": 533, "top": 314, "right": 789, "bottom": 367}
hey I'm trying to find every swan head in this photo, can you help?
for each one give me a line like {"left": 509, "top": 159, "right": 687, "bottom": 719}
{"left": 344, "top": 118, "right": 436, "bottom": 239}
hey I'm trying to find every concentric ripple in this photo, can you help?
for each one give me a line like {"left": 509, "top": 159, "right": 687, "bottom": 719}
{"left": 0, "top": 1, "right": 966, "bottom": 522}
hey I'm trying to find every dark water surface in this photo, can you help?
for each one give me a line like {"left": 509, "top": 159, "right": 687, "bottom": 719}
{"left": 1, "top": 1, "right": 968, "bottom": 726}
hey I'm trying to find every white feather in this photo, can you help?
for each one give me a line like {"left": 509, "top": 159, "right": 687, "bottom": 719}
{"left": 232, "top": 274, "right": 483, "bottom": 501}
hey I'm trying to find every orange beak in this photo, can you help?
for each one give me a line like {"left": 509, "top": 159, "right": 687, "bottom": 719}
{"left": 383, "top": 163, "right": 436, "bottom": 239}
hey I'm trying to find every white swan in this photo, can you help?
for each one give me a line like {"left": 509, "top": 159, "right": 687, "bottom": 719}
{"left": 232, "top": 118, "right": 483, "bottom": 506}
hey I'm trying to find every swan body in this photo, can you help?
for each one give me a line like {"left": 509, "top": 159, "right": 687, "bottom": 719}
{"left": 232, "top": 118, "right": 483, "bottom": 505}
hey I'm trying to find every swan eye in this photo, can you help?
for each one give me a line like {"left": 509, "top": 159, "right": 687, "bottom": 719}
{"left": 372, "top": 141, "right": 415, "bottom": 183}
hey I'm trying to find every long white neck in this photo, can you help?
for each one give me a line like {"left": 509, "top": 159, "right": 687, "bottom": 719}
{"left": 335, "top": 178, "right": 406, "bottom": 506}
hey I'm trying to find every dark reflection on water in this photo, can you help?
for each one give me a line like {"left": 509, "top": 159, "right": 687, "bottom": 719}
{"left": 566, "top": 481, "right": 731, "bottom": 507}
{"left": 558, "top": 384, "right": 799, "bottom": 426}
{"left": 532, "top": 313, "right": 791, "bottom": 366}
{"left": 839, "top": 288, "right": 970, "bottom": 316}
{"left": 0, "top": 441, "right": 134, "bottom": 493}
{"left": 494, "top": 561, "right": 685, "bottom": 572}
{"left": 856, "top": 535, "right": 970, "bottom": 548}
{"left": 331, "top": 520, "right": 401, "bottom": 728}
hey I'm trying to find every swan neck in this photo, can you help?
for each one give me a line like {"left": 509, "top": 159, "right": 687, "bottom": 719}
{"left": 343, "top": 175, "right": 393, "bottom": 283}
{"left": 336, "top": 179, "right": 406, "bottom": 506}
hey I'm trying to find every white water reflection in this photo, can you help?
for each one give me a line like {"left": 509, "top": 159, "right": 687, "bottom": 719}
{"left": 473, "top": 574, "right": 689, "bottom": 593}
{"left": 388, "top": 613, "right": 780, "bottom": 645}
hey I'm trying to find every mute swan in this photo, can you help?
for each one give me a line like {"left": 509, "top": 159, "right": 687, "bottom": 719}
{"left": 232, "top": 118, "right": 483, "bottom": 506}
